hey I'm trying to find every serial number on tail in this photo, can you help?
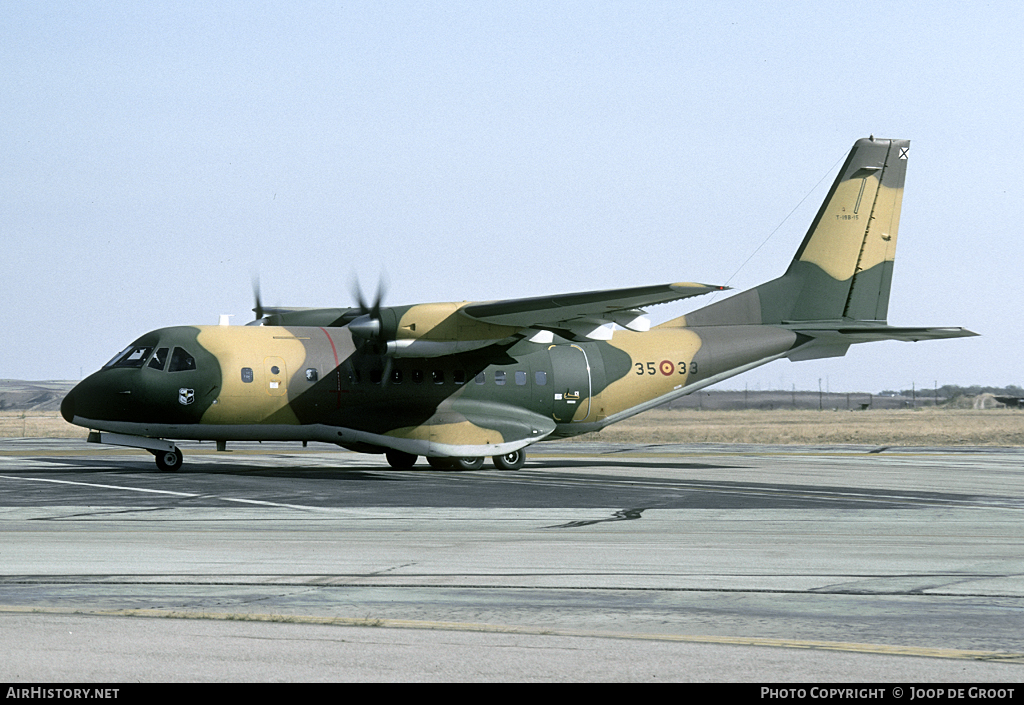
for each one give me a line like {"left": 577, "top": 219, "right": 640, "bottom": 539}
{"left": 634, "top": 360, "right": 697, "bottom": 376}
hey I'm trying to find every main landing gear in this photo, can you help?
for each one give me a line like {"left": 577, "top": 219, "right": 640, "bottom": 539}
{"left": 491, "top": 449, "right": 526, "bottom": 470}
{"left": 384, "top": 449, "right": 527, "bottom": 471}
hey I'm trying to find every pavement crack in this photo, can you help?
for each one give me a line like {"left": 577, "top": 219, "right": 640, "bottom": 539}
{"left": 30, "top": 507, "right": 174, "bottom": 520}
{"left": 367, "top": 562, "right": 417, "bottom": 577}
{"left": 544, "top": 507, "right": 647, "bottom": 529}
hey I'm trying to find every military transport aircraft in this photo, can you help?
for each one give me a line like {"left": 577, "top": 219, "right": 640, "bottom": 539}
{"left": 61, "top": 137, "right": 976, "bottom": 471}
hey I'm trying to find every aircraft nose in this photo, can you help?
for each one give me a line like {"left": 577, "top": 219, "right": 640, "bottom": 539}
{"left": 60, "top": 387, "right": 76, "bottom": 424}
{"left": 59, "top": 373, "right": 135, "bottom": 427}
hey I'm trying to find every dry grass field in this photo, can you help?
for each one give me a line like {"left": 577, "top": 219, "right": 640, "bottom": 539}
{"left": 584, "top": 408, "right": 1024, "bottom": 446}
{"left": 4, "top": 407, "right": 1023, "bottom": 446}
{"left": 0, "top": 412, "right": 84, "bottom": 439}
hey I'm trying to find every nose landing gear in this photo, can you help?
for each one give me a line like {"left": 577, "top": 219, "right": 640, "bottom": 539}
{"left": 154, "top": 448, "right": 184, "bottom": 472}
{"left": 88, "top": 431, "right": 184, "bottom": 472}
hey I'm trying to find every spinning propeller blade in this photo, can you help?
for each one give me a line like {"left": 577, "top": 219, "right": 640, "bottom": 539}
{"left": 251, "top": 275, "right": 264, "bottom": 321}
{"left": 349, "top": 276, "right": 388, "bottom": 341}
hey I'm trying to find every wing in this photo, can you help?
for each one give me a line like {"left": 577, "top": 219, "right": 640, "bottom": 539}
{"left": 247, "top": 281, "right": 729, "bottom": 354}
{"left": 460, "top": 282, "right": 727, "bottom": 340}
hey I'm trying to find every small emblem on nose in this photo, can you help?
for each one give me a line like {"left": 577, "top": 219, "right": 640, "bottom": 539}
{"left": 178, "top": 388, "right": 195, "bottom": 405}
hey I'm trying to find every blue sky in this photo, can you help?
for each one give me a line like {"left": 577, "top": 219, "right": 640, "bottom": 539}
{"left": 3, "top": 2, "right": 1021, "bottom": 391}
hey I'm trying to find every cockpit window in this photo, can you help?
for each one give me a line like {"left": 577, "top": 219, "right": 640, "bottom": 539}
{"left": 104, "top": 346, "right": 154, "bottom": 369}
{"left": 168, "top": 347, "right": 197, "bottom": 372}
{"left": 148, "top": 348, "right": 169, "bottom": 371}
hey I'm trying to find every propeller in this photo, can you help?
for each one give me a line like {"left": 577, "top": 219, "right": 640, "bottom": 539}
{"left": 348, "top": 276, "right": 387, "bottom": 342}
{"left": 248, "top": 274, "right": 292, "bottom": 326}
{"left": 349, "top": 275, "right": 392, "bottom": 384}
{"left": 251, "top": 275, "right": 265, "bottom": 322}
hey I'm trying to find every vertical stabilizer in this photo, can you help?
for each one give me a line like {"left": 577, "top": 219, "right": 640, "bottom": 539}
{"left": 787, "top": 136, "right": 908, "bottom": 322}
{"left": 679, "top": 137, "right": 909, "bottom": 327}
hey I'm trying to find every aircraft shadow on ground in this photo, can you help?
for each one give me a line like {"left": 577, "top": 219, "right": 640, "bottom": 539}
{"left": 27, "top": 455, "right": 987, "bottom": 512}
{"left": 37, "top": 454, "right": 743, "bottom": 477}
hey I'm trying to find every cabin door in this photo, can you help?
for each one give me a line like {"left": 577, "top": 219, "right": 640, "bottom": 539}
{"left": 548, "top": 344, "right": 592, "bottom": 423}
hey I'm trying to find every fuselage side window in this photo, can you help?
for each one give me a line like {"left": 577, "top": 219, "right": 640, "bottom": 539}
{"left": 494, "top": 371, "right": 506, "bottom": 386}
{"left": 535, "top": 371, "right": 547, "bottom": 386}
{"left": 515, "top": 371, "right": 527, "bottom": 386}
{"left": 168, "top": 347, "right": 197, "bottom": 372}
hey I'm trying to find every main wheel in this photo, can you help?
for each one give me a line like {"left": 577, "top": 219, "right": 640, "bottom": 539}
{"left": 155, "top": 448, "right": 183, "bottom": 472}
{"left": 492, "top": 449, "right": 525, "bottom": 470}
{"left": 452, "top": 457, "right": 484, "bottom": 471}
{"left": 426, "top": 456, "right": 456, "bottom": 469}
{"left": 385, "top": 449, "right": 417, "bottom": 469}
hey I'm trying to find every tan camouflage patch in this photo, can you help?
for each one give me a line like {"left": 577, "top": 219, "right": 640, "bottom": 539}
{"left": 798, "top": 176, "right": 903, "bottom": 281}
{"left": 197, "top": 326, "right": 308, "bottom": 425}
{"left": 594, "top": 328, "right": 703, "bottom": 419}
{"left": 397, "top": 303, "right": 518, "bottom": 342}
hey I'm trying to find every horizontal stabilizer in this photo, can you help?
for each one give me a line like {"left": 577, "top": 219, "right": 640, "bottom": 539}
{"left": 782, "top": 322, "right": 977, "bottom": 361}
{"left": 833, "top": 325, "right": 977, "bottom": 342}
{"left": 787, "top": 322, "right": 978, "bottom": 343}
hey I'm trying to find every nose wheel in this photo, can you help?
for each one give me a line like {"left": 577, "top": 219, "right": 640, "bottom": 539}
{"left": 154, "top": 448, "right": 183, "bottom": 472}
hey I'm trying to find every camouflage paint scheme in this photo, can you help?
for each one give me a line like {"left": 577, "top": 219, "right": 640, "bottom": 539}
{"left": 62, "top": 138, "right": 976, "bottom": 470}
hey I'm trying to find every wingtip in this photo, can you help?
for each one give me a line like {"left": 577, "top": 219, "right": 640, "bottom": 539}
{"left": 670, "top": 282, "right": 731, "bottom": 293}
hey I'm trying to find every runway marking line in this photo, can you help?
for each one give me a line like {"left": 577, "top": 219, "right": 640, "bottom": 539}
{"left": 7, "top": 470, "right": 1021, "bottom": 514}
{"left": 1, "top": 604, "right": 1022, "bottom": 663}
{"left": 0, "top": 474, "right": 330, "bottom": 512}
{"left": 0, "top": 448, "right": 351, "bottom": 457}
